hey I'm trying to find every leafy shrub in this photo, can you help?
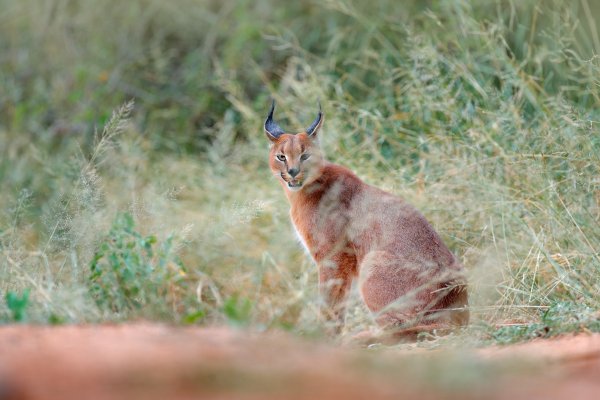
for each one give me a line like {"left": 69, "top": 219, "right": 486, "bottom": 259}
{"left": 89, "top": 212, "right": 194, "bottom": 320}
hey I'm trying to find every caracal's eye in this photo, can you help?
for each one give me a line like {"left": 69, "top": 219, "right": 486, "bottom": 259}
{"left": 300, "top": 153, "right": 311, "bottom": 161}
{"left": 276, "top": 154, "right": 286, "bottom": 162}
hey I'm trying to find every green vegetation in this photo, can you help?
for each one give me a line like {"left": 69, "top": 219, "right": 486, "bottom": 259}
{"left": 89, "top": 211, "right": 191, "bottom": 318}
{"left": 4, "top": 289, "right": 30, "bottom": 322}
{"left": 0, "top": 0, "right": 598, "bottom": 344}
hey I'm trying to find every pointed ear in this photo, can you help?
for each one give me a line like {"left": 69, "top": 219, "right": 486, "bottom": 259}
{"left": 264, "top": 100, "right": 285, "bottom": 142}
{"left": 306, "top": 102, "right": 323, "bottom": 138}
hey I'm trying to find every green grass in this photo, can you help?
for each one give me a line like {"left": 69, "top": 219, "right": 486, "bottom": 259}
{"left": 0, "top": 0, "right": 599, "bottom": 345}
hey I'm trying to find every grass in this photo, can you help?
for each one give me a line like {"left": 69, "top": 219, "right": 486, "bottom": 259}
{"left": 0, "top": 0, "right": 599, "bottom": 345}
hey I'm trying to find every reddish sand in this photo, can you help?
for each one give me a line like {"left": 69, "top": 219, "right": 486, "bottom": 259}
{"left": 0, "top": 324, "right": 598, "bottom": 400}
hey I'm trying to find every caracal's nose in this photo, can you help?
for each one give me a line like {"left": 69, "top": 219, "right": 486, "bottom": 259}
{"left": 288, "top": 168, "right": 300, "bottom": 178}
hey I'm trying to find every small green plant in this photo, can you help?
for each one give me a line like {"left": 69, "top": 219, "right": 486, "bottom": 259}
{"left": 490, "top": 302, "right": 600, "bottom": 345}
{"left": 182, "top": 309, "right": 206, "bottom": 325}
{"left": 222, "top": 295, "right": 253, "bottom": 327}
{"left": 89, "top": 212, "right": 190, "bottom": 318}
{"left": 5, "top": 289, "right": 30, "bottom": 322}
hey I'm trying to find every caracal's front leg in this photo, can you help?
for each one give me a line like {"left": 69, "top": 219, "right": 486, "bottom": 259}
{"left": 317, "top": 252, "right": 356, "bottom": 334}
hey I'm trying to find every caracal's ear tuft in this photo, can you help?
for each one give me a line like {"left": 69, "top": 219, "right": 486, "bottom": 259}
{"left": 264, "top": 100, "right": 285, "bottom": 142}
{"left": 306, "top": 102, "right": 323, "bottom": 138}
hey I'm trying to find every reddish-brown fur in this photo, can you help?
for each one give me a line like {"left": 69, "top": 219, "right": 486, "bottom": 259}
{"left": 265, "top": 106, "right": 468, "bottom": 342}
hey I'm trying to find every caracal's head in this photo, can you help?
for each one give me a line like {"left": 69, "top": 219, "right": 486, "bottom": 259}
{"left": 264, "top": 101, "right": 325, "bottom": 192}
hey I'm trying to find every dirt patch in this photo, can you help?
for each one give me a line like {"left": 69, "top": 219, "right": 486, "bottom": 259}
{"left": 0, "top": 324, "right": 598, "bottom": 400}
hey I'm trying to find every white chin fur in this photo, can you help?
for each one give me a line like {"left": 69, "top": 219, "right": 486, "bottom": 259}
{"left": 287, "top": 184, "right": 303, "bottom": 192}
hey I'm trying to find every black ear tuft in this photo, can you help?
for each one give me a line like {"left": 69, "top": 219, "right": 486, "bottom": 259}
{"left": 264, "top": 100, "right": 285, "bottom": 141}
{"left": 306, "top": 102, "right": 323, "bottom": 137}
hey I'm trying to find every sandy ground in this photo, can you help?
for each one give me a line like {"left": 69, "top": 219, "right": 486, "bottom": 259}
{"left": 0, "top": 324, "right": 598, "bottom": 400}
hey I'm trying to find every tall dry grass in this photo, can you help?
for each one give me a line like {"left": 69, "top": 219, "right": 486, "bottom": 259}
{"left": 0, "top": 0, "right": 599, "bottom": 343}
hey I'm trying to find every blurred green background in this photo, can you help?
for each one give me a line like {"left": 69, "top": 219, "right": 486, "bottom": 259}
{"left": 0, "top": 0, "right": 599, "bottom": 342}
